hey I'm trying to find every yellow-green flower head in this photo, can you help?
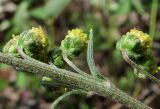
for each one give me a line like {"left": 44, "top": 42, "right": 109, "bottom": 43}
{"left": 116, "top": 29, "right": 157, "bottom": 75}
{"left": 61, "top": 28, "right": 88, "bottom": 58}
{"left": 18, "top": 27, "right": 49, "bottom": 61}
{"left": 116, "top": 29, "right": 152, "bottom": 55}
{"left": 30, "top": 27, "right": 48, "bottom": 48}
{"left": 3, "top": 27, "right": 49, "bottom": 61}
{"left": 67, "top": 29, "right": 88, "bottom": 43}
{"left": 18, "top": 27, "right": 48, "bottom": 47}
{"left": 126, "top": 29, "right": 152, "bottom": 49}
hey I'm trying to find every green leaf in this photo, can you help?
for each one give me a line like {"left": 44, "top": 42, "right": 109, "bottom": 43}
{"left": 30, "top": 0, "right": 71, "bottom": 20}
{"left": 116, "top": 0, "right": 132, "bottom": 14}
{"left": 0, "top": 79, "right": 8, "bottom": 90}
{"left": 132, "top": 0, "right": 145, "bottom": 14}
{"left": 16, "top": 72, "right": 41, "bottom": 89}
{"left": 16, "top": 72, "right": 28, "bottom": 88}
{"left": 80, "top": 103, "right": 90, "bottom": 109}
{"left": 0, "top": 20, "right": 11, "bottom": 31}
{"left": 13, "top": 1, "right": 30, "bottom": 33}
{"left": 118, "top": 77, "right": 129, "bottom": 91}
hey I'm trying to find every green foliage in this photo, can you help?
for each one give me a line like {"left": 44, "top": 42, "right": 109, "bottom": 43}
{"left": 49, "top": 48, "right": 65, "bottom": 68}
{"left": 30, "top": 0, "right": 71, "bottom": 20}
{"left": 80, "top": 103, "right": 90, "bottom": 109}
{"left": 16, "top": 72, "right": 27, "bottom": 88}
{"left": 0, "top": 20, "right": 11, "bottom": 32}
{"left": 119, "top": 77, "right": 129, "bottom": 91}
{"left": 132, "top": 0, "right": 145, "bottom": 14}
{"left": 16, "top": 72, "right": 41, "bottom": 89}
{"left": 13, "top": 1, "right": 31, "bottom": 33}
{"left": 118, "top": 71, "right": 135, "bottom": 91}
{"left": 115, "top": 0, "right": 132, "bottom": 14}
{"left": 0, "top": 79, "right": 8, "bottom": 90}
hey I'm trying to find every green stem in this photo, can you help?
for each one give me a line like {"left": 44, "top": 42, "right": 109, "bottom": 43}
{"left": 62, "top": 53, "right": 87, "bottom": 75}
{"left": 17, "top": 47, "right": 45, "bottom": 65}
{"left": 51, "top": 90, "right": 86, "bottom": 109}
{"left": 149, "top": 0, "right": 158, "bottom": 37}
{"left": 0, "top": 52, "right": 152, "bottom": 109}
{"left": 18, "top": 32, "right": 114, "bottom": 88}
{"left": 121, "top": 50, "right": 160, "bottom": 85}
{"left": 41, "top": 76, "right": 75, "bottom": 89}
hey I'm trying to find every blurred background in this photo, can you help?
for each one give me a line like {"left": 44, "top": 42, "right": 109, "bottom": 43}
{"left": 0, "top": 0, "right": 160, "bottom": 109}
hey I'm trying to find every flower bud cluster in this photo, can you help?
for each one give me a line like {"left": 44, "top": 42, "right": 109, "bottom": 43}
{"left": 3, "top": 27, "right": 88, "bottom": 68}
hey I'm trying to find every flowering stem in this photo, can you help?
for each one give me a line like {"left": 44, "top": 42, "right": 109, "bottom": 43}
{"left": 0, "top": 52, "right": 152, "bottom": 109}
{"left": 41, "top": 76, "right": 75, "bottom": 89}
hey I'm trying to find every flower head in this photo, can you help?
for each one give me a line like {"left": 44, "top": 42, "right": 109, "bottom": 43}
{"left": 67, "top": 29, "right": 88, "bottom": 43}
{"left": 61, "top": 28, "right": 88, "bottom": 58}
{"left": 18, "top": 27, "right": 48, "bottom": 47}
{"left": 116, "top": 29, "right": 157, "bottom": 75}
{"left": 116, "top": 29, "right": 152, "bottom": 54}
{"left": 126, "top": 29, "right": 152, "bottom": 48}
{"left": 18, "top": 27, "right": 49, "bottom": 61}
{"left": 3, "top": 27, "right": 49, "bottom": 61}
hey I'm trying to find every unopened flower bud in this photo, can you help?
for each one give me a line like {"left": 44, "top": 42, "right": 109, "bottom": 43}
{"left": 61, "top": 28, "right": 88, "bottom": 58}
{"left": 116, "top": 29, "right": 157, "bottom": 75}
{"left": 116, "top": 29, "right": 152, "bottom": 55}
{"left": 3, "top": 27, "right": 49, "bottom": 61}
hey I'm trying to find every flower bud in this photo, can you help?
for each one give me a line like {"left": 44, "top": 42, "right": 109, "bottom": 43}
{"left": 3, "top": 27, "right": 49, "bottom": 61}
{"left": 116, "top": 29, "right": 152, "bottom": 55}
{"left": 116, "top": 29, "right": 157, "bottom": 74}
{"left": 61, "top": 28, "right": 88, "bottom": 58}
{"left": 18, "top": 27, "right": 49, "bottom": 61}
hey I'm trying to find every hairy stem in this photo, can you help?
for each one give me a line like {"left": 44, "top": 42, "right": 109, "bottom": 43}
{"left": 121, "top": 50, "right": 160, "bottom": 84}
{"left": 51, "top": 90, "right": 86, "bottom": 109}
{"left": 62, "top": 53, "right": 87, "bottom": 75}
{"left": 0, "top": 52, "right": 151, "bottom": 109}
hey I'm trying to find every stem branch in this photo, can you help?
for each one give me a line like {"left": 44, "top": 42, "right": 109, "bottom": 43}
{"left": 121, "top": 50, "right": 160, "bottom": 85}
{"left": 0, "top": 52, "right": 151, "bottom": 109}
